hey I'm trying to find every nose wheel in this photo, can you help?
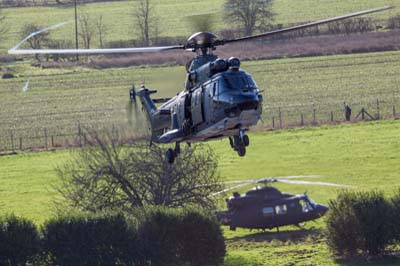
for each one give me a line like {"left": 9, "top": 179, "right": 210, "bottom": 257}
{"left": 166, "top": 142, "right": 181, "bottom": 164}
{"left": 229, "top": 131, "right": 250, "bottom": 157}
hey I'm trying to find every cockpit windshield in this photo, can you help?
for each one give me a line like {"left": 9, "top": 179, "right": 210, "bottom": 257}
{"left": 220, "top": 73, "right": 258, "bottom": 92}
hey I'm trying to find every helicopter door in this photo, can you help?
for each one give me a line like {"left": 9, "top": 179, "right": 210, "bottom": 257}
{"left": 191, "top": 88, "right": 204, "bottom": 126}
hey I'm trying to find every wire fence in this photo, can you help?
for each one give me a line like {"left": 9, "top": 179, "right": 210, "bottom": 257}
{"left": 0, "top": 97, "right": 398, "bottom": 153}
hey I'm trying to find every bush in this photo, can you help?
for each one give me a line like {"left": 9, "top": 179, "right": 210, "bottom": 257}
{"left": 42, "top": 213, "right": 140, "bottom": 266}
{"left": 177, "top": 209, "right": 226, "bottom": 266}
{"left": 138, "top": 208, "right": 226, "bottom": 266}
{"left": 389, "top": 189, "right": 400, "bottom": 243}
{"left": 0, "top": 214, "right": 41, "bottom": 266}
{"left": 326, "top": 190, "right": 392, "bottom": 256}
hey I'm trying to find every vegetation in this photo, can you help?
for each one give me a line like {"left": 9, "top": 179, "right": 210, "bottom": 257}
{"left": 137, "top": 208, "right": 226, "bottom": 266}
{"left": 1, "top": 120, "right": 400, "bottom": 264}
{"left": 224, "top": 0, "right": 275, "bottom": 36}
{"left": 57, "top": 131, "right": 222, "bottom": 212}
{"left": 0, "top": 0, "right": 397, "bottom": 51}
{"left": 0, "top": 214, "right": 41, "bottom": 266}
{"left": 0, "top": 210, "right": 225, "bottom": 266}
{"left": 43, "top": 213, "right": 138, "bottom": 266}
{"left": 326, "top": 190, "right": 392, "bottom": 256}
{"left": 1, "top": 51, "right": 399, "bottom": 149}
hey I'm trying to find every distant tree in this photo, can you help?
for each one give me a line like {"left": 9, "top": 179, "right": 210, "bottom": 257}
{"left": 21, "top": 23, "right": 50, "bottom": 61}
{"left": 79, "top": 13, "right": 96, "bottom": 49}
{"left": 187, "top": 13, "right": 216, "bottom": 33}
{"left": 134, "top": 0, "right": 159, "bottom": 46}
{"left": 224, "top": 0, "right": 275, "bottom": 36}
{"left": 0, "top": 7, "right": 7, "bottom": 39}
{"left": 96, "top": 15, "right": 107, "bottom": 48}
{"left": 56, "top": 130, "right": 223, "bottom": 213}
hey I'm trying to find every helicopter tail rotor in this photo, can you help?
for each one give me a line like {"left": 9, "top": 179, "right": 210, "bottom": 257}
{"left": 126, "top": 85, "right": 143, "bottom": 128}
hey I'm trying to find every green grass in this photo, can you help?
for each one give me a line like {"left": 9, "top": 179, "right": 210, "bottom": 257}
{"left": 0, "top": 120, "right": 399, "bottom": 265}
{"left": 1, "top": 51, "right": 399, "bottom": 148}
{"left": 1, "top": 0, "right": 398, "bottom": 51}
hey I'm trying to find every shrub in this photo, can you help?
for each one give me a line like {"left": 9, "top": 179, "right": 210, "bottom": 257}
{"left": 137, "top": 208, "right": 182, "bottom": 266}
{"left": 0, "top": 214, "right": 41, "bottom": 266}
{"left": 42, "top": 213, "right": 140, "bottom": 266}
{"left": 326, "top": 190, "right": 392, "bottom": 256}
{"left": 177, "top": 209, "right": 226, "bottom": 266}
{"left": 137, "top": 208, "right": 226, "bottom": 266}
{"left": 389, "top": 189, "right": 400, "bottom": 243}
{"left": 325, "top": 191, "right": 360, "bottom": 256}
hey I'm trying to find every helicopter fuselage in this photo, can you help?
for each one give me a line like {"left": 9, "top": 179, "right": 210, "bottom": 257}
{"left": 136, "top": 56, "right": 263, "bottom": 162}
{"left": 217, "top": 187, "right": 329, "bottom": 230}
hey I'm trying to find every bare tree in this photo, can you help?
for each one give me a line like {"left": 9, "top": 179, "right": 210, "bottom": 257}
{"left": 56, "top": 131, "right": 223, "bottom": 213}
{"left": 21, "top": 23, "right": 50, "bottom": 61}
{"left": 96, "top": 15, "right": 107, "bottom": 48}
{"left": 134, "top": 0, "right": 159, "bottom": 46}
{"left": 0, "top": 7, "right": 7, "bottom": 38}
{"left": 224, "top": 0, "right": 275, "bottom": 36}
{"left": 79, "top": 13, "right": 96, "bottom": 49}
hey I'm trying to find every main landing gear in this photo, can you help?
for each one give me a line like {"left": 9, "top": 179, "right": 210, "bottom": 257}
{"left": 229, "top": 130, "right": 250, "bottom": 157}
{"left": 166, "top": 142, "right": 181, "bottom": 164}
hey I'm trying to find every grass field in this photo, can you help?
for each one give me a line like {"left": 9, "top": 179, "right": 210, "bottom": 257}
{"left": 1, "top": 120, "right": 400, "bottom": 265}
{"left": 1, "top": 50, "right": 399, "bottom": 149}
{"left": 1, "top": 0, "right": 398, "bottom": 51}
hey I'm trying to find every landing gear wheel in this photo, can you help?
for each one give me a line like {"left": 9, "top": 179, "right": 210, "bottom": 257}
{"left": 242, "top": 135, "right": 250, "bottom": 147}
{"left": 166, "top": 148, "right": 175, "bottom": 164}
{"left": 237, "top": 145, "right": 246, "bottom": 157}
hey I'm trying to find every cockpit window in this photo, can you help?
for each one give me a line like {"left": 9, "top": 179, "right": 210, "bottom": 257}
{"left": 219, "top": 73, "right": 257, "bottom": 91}
{"left": 299, "top": 199, "right": 314, "bottom": 213}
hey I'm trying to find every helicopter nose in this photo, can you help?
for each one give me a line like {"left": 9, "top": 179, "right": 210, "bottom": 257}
{"left": 316, "top": 204, "right": 329, "bottom": 217}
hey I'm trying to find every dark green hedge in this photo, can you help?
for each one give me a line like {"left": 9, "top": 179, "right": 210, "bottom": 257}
{"left": 326, "top": 190, "right": 393, "bottom": 256}
{"left": 0, "top": 214, "right": 41, "bottom": 266}
{"left": 0, "top": 209, "right": 225, "bottom": 266}
{"left": 138, "top": 208, "right": 226, "bottom": 266}
{"left": 42, "top": 213, "right": 140, "bottom": 266}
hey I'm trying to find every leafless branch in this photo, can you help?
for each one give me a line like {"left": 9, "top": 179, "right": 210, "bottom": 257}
{"left": 56, "top": 129, "right": 223, "bottom": 213}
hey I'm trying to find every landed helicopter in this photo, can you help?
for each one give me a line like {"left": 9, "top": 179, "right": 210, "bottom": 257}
{"left": 9, "top": 7, "right": 392, "bottom": 163}
{"left": 212, "top": 176, "right": 354, "bottom": 231}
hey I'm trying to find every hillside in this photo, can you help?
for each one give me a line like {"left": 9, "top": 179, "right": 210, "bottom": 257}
{"left": 1, "top": 51, "right": 399, "bottom": 149}
{"left": 1, "top": 0, "right": 398, "bottom": 51}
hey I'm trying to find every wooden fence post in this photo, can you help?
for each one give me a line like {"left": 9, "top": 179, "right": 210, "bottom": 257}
{"left": 330, "top": 111, "right": 334, "bottom": 122}
{"left": 393, "top": 105, "right": 396, "bottom": 117}
{"left": 300, "top": 114, "right": 304, "bottom": 126}
{"left": 19, "top": 137, "right": 23, "bottom": 151}
{"left": 10, "top": 130, "right": 14, "bottom": 153}
{"left": 376, "top": 98, "right": 380, "bottom": 120}
{"left": 278, "top": 108, "right": 282, "bottom": 129}
{"left": 51, "top": 136, "right": 55, "bottom": 147}
{"left": 78, "top": 122, "right": 82, "bottom": 147}
{"left": 313, "top": 108, "right": 316, "bottom": 124}
{"left": 272, "top": 117, "right": 275, "bottom": 129}
{"left": 44, "top": 128, "right": 48, "bottom": 151}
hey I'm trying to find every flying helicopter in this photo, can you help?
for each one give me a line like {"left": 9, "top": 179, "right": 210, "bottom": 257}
{"left": 9, "top": 6, "right": 392, "bottom": 163}
{"left": 212, "top": 176, "right": 354, "bottom": 231}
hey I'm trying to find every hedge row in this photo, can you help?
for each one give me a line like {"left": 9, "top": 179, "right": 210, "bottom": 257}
{"left": 326, "top": 190, "right": 400, "bottom": 257}
{"left": 0, "top": 209, "right": 225, "bottom": 266}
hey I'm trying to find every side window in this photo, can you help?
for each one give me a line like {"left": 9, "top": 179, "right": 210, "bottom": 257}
{"left": 262, "top": 207, "right": 274, "bottom": 217}
{"left": 299, "top": 199, "right": 314, "bottom": 213}
{"left": 275, "top": 204, "right": 287, "bottom": 215}
{"left": 212, "top": 82, "right": 217, "bottom": 96}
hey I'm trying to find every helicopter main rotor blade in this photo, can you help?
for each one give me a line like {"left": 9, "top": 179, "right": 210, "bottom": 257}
{"left": 9, "top": 46, "right": 185, "bottom": 55}
{"left": 276, "top": 179, "right": 355, "bottom": 188}
{"left": 8, "top": 20, "right": 185, "bottom": 55}
{"left": 222, "top": 6, "right": 393, "bottom": 45}
{"left": 209, "top": 182, "right": 254, "bottom": 197}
